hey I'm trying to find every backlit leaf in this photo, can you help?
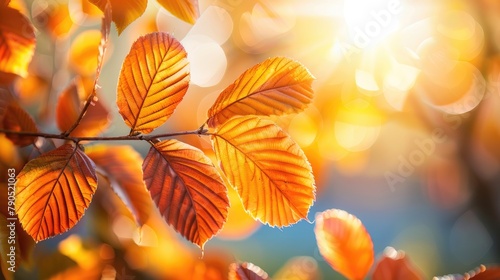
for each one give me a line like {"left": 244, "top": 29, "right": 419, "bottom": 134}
{"left": 0, "top": 5, "right": 35, "bottom": 84}
{"left": 156, "top": 0, "right": 199, "bottom": 24}
{"left": 372, "top": 247, "right": 423, "bottom": 280}
{"left": 16, "top": 144, "right": 98, "bottom": 242}
{"left": 117, "top": 32, "right": 190, "bottom": 134}
{"left": 69, "top": 30, "right": 103, "bottom": 77}
{"left": 314, "top": 209, "right": 374, "bottom": 280}
{"left": 2, "top": 102, "right": 38, "bottom": 146}
{"left": 90, "top": 0, "right": 147, "bottom": 34}
{"left": 86, "top": 145, "right": 152, "bottom": 225}
{"left": 228, "top": 262, "right": 269, "bottom": 280}
{"left": 207, "top": 57, "right": 314, "bottom": 128}
{"left": 143, "top": 139, "right": 229, "bottom": 248}
{"left": 34, "top": 2, "right": 74, "bottom": 38}
{"left": 212, "top": 116, "right": 315, "bottom": 227}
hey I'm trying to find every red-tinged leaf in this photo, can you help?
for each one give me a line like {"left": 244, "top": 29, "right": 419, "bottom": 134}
{"left": 228, "top": 262, "right": 269, "bottom": 280}
{"left": 207, "top": 57, "right": 314, "bottom": 128}
{"left": 0, "top": 6, "right": 35, "bottom": 84}
{"left": 212, "top": 116, "right": 315, "bottom": 227}
{"left": 2, "top": 102, "right": 38, "bottom": 146}
{"left": 117, "top": 32, "right": 190, "bottom": 134}
{"left": 314, "top": 209, "right": 374, "bottom": 280}
{"left": 90, "top": 0, "right": 147, "bottom": 34}
{"left": 16, "top": 144, "right": 98, "bottom": 242}
{"left": 143, "top": 139, "right": 229, "bottom": 248}
{"left": 0, "top": 89, "right": 11, "bottom": 124}
{"left": 372, "top": 247, "right": 423, "bottom": 280}
{"left": 156, "top": 0, "right": 199, "bottom": 24}
{"left": 86, "top": 145, "right": 152, "bottom": 225}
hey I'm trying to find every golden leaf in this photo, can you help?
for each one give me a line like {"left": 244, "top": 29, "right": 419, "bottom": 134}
{"left": 86, "top": 145, "right": 152, "bottom": 225}
{"left": 90, "top": 0, "right": 147, "bottom": 34}
{"left": 0, "top": 6, "right": 35, "bottom": 84}
{"left": 1, "top": 102, "right": 38, "bottom": 146}
{"left": 16, "top": 144, "right": 98, "bottom": 242}
{"left": 69, "top": 30, "right": 103, "bottom": 77}
{"left": 156, "top": 0, "right": 199, "bottom": 24}
{"left": 228, "top": 262, "right": 269, "bottom": 280}
{"left": 143, "top": 139, "right": 229, "bottom": 248}
{"left": 314, "top": 209, "right": 374, "bottom": 280}
{"left": 207, "top": 57, "right": 314, "bottom": 128}
{"left": 117, "top": 32, "right": 189, "bottom": 134}
{"left": 212, "top": 116, "right": 315, "bottom": 227}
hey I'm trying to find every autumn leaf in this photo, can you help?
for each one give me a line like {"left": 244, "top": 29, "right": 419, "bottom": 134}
{"left": 0, "top": 5, "right": 36, "bottom": 84}
{"left": 468, "top": 265, "right": 500, "bottom": 280}
{"left": 95, "top": 1, "right": 111, "bottom": 87}
{"left": 69, "top": 30, "right": 104, "bottom": 77}
{"left": 1, "top": 102, "right": 38, "bottom": 146}
{"left": 212, "top": 116, "right": 315, "bottom": 227}
{"left": 143, "top": 139, "right": 229, "bottom": 248}
{"left": 117, "top": 32, "right": 190, "bottom": 134}
{"left": 90, "top": 0, "right": 147, "bottom": 34}
{"left": 207, "top": 57, "right": 314, "bottom": 128}
{"left": 314, "top": 209, "right": 374, "bottom": 280}
{"left": 86, "top": 145, "right": 152, "bottom": 225}
{"left": 156, "top": 0, "right": 199, "bottom": 24}
{"left": 34, "top": 2, "right": 74, "bottom": 38}
{"left": 372, "top": 247, "right": 423, "bottom": 280}
{"left": 228, "top": 262, "right": 269, "bottom": 280}
{"left": 16, "top": 144, "right": 98, "bottom": 242}
{"left": 55, "top": 78, "right": 111, "bottom": 137}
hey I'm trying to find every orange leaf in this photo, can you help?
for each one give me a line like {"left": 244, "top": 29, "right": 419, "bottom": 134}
{"left": 228, "top": 262, "right": 269, "bottom": 280}
{"left": 16, "top": 144, "right": 98, "bottom": 242}
{"left": 143, "top": 139, "right": 229, "bottom": 248}
{"left": 207, "top": 57, "right": 314, "bottom": 128}
{"left": 372, "top": 247, "right": 423, "bottom": 280}
{"left": 2, "top": 102, "right": 38, "bottom": 146}
{"left": 90, "top": 0, "right": 147, "bottom": 34}
{"left": 212, "top": 116, "right": 315, "bottom": 227}
{"left": 34, "top": 3, "right": 74, "bottom": 38}
{"left": 314, "top": 209, "right": 374, "bottom": 280}
{"left": 0, "top": 6, "right": 35, "bottom": 84}
{"left": 86, "top": 145, "right": 152, "bottom": 225}
{"left": 156, "top": 0, "right": 199, "bottom": 24}
{"left": 69, "top": 30, "right": 103, "bottom": 77}
{"left": 117, "top": 32, "right": 190, "bottom": 134}
{"left": 56, "top": 78, "right": 111, "bottom": 137}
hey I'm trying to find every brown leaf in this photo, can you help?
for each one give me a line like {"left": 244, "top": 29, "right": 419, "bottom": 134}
{"left": 90, "top": 0, "right": 147, "bottom": 34}
{"left": 16, "top": 144, "right": 98, "bottom": 241}
{"left": 372, "top": 247, "right": 423, "bottom": 280}
{"left": 86, "top": 145, "right": 152, "bottom": 225}
{"left": 207, "top": 57, "right": 314, "bottom": 128}
{"left": 143, "top": 139, "right": 229, "bottom": 248}
{"left": 0, "top": 5, "right": 35, "bottom": 84}
{"left": 2, "top": 102, "right": 38, "bottom": 146}
{"left": 468, "top": 265, "right": 500, "bottom": 280}
{"left": 117, "top": 32, "right": 190, "bottom": 134}
{"left": 228, "top": 262, "right": 270, "bottom": 280}
{"left": 212, "top": 116, "right": 315, "bottom": 227}
{"left": 156, "top": 0, "right": 199, "bottom": 24}
{"left": 314, "top": 209, "right": 374, "bottom": 280}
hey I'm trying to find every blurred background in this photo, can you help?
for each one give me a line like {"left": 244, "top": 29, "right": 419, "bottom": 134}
{"left": 5, "top": 0, "right": 500, "bottom": 278}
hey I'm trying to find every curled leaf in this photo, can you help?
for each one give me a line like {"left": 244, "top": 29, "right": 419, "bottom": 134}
{"left": 212, "top": 116, "right": 315, "bottom": 227}
{"left": 0, "top": 5, "right": 36, "bottom": 84}
{"left": 16, "top": 144, "right": 98, "bottom": 242}
{"left": 228, "top": 262, "right": 269, "bottom": 280}
{"left": 314, "top": 209, "right": 374, "bottom": 280}
{"left": 143, "top": 139, "right": 229, "bottom": 248}
{"left": 86, "top": 145, "right": 152, "bottom": 225}
{"left": 90, "top": 0, "right": 147, "bottom": 34}
{"left": 156, "top": 0, "right": 199, "bottom": 24}
{"left": 372, "top": 247, "right": 423, "bottom": 280}
{"left": 207, "top": 57, "right": 314, "bottom": 128}
{"left": 117, "top": 32, "right": 190, "bottom": 134}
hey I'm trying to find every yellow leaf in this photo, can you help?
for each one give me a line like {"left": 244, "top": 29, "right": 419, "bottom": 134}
{"left": 90, "top": 0, "right": 147, "bottom": 34}
{"left": 117, "top": 32, "right": 190, "bottom": 134}
{"left": 0, "top": 6, "right": 35, "bottom": 84}
{"left": 143, "top": 139, "right": 229, "bottom": 248}
{"left": 314, "top": 209, "right": 374, "bottom": 280}
{"left": 69, "top": 30, "right": 102, "bottom": 77}
{"left": 207, "top": 57, "right": 314, "bottom": 128}
{"left": 34, "top": 3, "right": 75, "bottom": 38}
{"left": 86, "top": 145, "right": 152, "bottom": 225}
{"left": 228, "top": 262, "right": 269, "bottom": 280}
{"left": 212, "top": 116, "right": 315, "bottom": 227}
{"left": 16, "top": 144, "right": 98, "bottom": 242}
{"left": 1, "top": 102, "right": 38, "bottom": 147}
{"left": 156, "top": 0, "right": 199, "bottom": 24}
